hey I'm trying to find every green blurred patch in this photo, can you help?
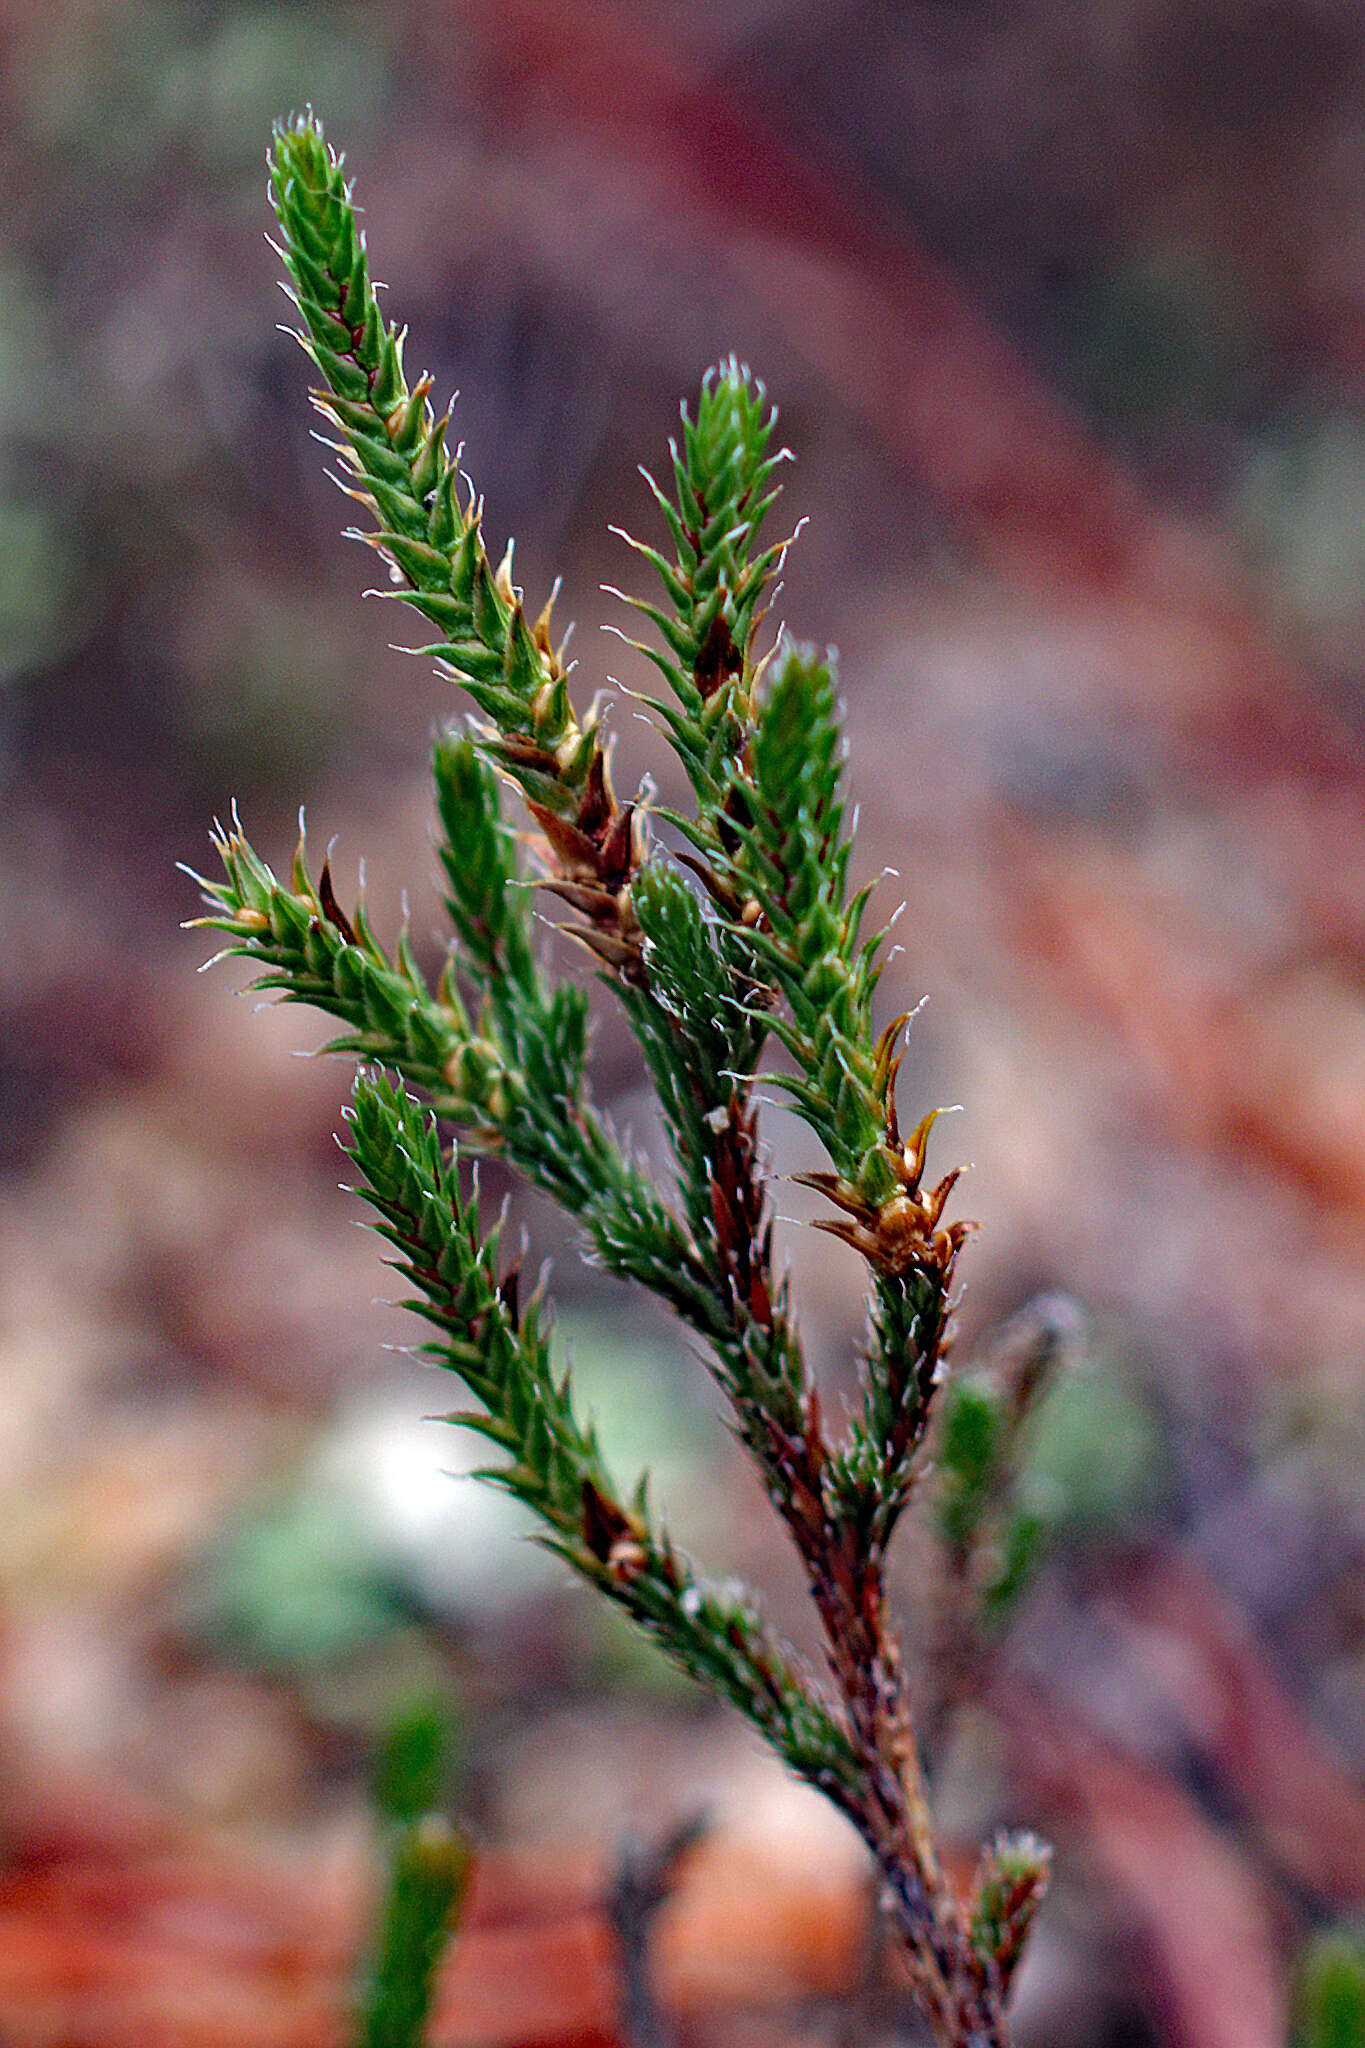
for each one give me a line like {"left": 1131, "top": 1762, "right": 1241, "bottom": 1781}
{"left": 1238, "top": 410, "right": 1365, "bottom": 635}
{"left": 173, "top": 580, "right": 370, "bottom": 789}
{"left": 372, "top": 1695, "right": 453, "bottom": 1824}
{"left": 1061, "top": 246, "right": 1262, "bottom": 424}
{"left": 0, "top": 260, "right": 89, "bottom": 685}
{"left": 540, "top": 1310, "right": 731, "bottom": 1700}
{"left": 936, "top": 1380, "right": 1003, "bottom": 1553}
{"left": 21, "top": 2, "right": 393, "bottom": 176}
{"left": 197, "top": 1479, "right": 412, "bottom": 1669}
{"left": 549, "top": 1308, "right": 715, "bottom": 1497}
{"left": 932, "top": 1311, "right": 1164, "bottom": 1635}
{"left": 1294, "top": 1927, "right": 1365, "bottom": 2048}
{"left": 192, "top": 1307, "right": 715, "bottom": 1678}
{"left": 1018, "top": 1349, "right": 1166, "bottom": 1536}
{"left": 539, "top": 1308, "right": 727, "bottom": 1698}
{"left": 0, "top": 260, "right": 67, "bottom": 443}
{"left": 0, "top": 496, "right": 84, "bottom": 686}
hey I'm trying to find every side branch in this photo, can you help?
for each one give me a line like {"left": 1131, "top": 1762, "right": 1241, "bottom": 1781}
{"left": 184, "top": 819, "right": 717, "bottom": 1333}
{"left": 269, "top": 113, "right": 646, "bottom": 977}
{"left": 347, "top": 1071, "right": 863, "bottom": 1805}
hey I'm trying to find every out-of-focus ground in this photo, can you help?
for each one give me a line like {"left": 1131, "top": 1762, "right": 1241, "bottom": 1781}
{"left": 2, "top": 3, "right": 1365, "bottom": 2043}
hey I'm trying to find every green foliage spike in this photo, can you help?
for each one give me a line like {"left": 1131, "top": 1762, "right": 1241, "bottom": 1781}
{"left": 186, "top": 816, "right": 500, "bottom": 1117}
{"left": 346, "top": 1072, "right": 861, "bottom": 1802}
{"left": 613, "top": 361, "right": 790, "bottom": 840}
{"left": 268, "top": 115, "right": 598, "bottom": 819}
{"left": 186, "top": 112, "right": 1062, "bottom": 2048}
{"left": 184, "top": 818, "right": 712, "bottom": 1328}
{"left": 432, "top": 734, "right": 537, "bottom": 1010}
{"left": 625, "top": 859, "right": 761, "bottom": 1230}
{"left": 359, "top": 1818, "right": 469, "bottom": 2048}
{"left": 722, "top": 642, "right": 885, "bottom": 1182}
{"left": 359, "top": 1699, "right": 471, "bottom": 2048}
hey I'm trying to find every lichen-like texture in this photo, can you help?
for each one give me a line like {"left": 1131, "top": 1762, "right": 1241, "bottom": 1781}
{"left": 188, "top": 112, "right": 1061, "bottom": 2048}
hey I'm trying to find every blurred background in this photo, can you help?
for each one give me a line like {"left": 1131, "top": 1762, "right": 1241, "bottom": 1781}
{"left": 2, "top": 1, "right": 1365, "bottom": 2043}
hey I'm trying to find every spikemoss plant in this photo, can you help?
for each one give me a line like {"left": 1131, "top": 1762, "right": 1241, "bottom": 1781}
{"left": 187, "top": 113, "right": 1054, "bottom": 2048}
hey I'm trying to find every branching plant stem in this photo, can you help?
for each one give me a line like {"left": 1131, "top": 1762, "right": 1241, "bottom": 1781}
{"left": 187, "top": 113, "right": 1052, "bottom": 2048}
